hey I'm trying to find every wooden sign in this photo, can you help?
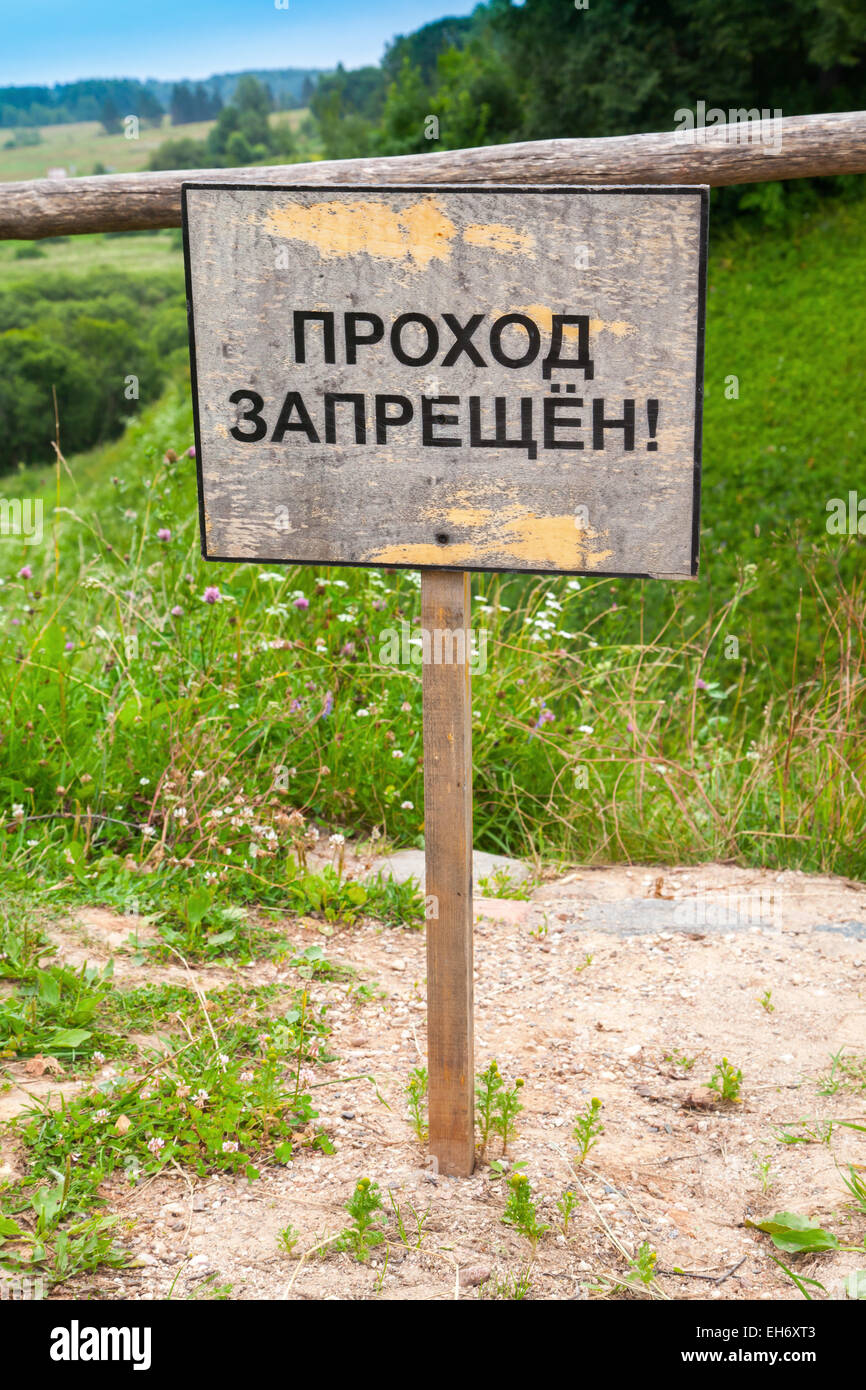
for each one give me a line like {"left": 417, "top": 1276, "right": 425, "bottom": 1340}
{"left": 183, "top": 182, "right": 709, "bottom": 1178}
{"left": 183, "top": 184, "right": 708, "bottom": 579}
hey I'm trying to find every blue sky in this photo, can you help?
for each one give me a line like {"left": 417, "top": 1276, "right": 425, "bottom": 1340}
{"left": 0, "top": 0, "right": 480, "bottom": 86}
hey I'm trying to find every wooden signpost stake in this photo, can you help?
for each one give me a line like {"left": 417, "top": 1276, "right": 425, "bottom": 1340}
{"left": 182, "top": 182, "right": 708, "bottom": 1178}
{"left": 421, "top": 569, "right": 475, "bottom": 1175}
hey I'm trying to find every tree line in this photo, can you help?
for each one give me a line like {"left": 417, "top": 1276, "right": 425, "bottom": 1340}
{"left": 310, "top": 0, "right": 866, "bottom": 158}
{"left": 0, "top": 79, "right": 163, "bottom": 132}
{"left": 146, "top": 76, "right": 299, "bottom": 172}
{"left": 0, "top": 69, "right": 323, "bottom": 131}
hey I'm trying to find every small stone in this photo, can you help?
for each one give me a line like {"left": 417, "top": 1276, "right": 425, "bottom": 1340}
{"left": 459, "top": 1263, "right": 491, "bottom": 1287}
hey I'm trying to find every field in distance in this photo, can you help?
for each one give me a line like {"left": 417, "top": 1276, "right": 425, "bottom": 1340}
{"left": 0, "top": 110, "right": 309, "bottom": 183}
{"left": 0, "top": 228, "right": 184, "bottom": 282}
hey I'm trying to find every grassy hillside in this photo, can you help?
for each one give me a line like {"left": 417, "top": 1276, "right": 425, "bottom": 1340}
{"left": 0, "top": 110, "right": 310, "bottom": 182}
{"left": 0, "top": 192, "right": 863, "bottom": 910}
{"left": 0, "top": 228, "right": 184, "bottom": 281}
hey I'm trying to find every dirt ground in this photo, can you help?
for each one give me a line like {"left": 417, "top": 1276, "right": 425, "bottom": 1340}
{"left": 4, "top": 860, "right": 866, "bottom": 1302}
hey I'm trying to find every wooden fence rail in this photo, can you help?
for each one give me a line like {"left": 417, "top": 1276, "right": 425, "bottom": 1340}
{"left": 1, "top": 110, "right": 865, "bottom": 240}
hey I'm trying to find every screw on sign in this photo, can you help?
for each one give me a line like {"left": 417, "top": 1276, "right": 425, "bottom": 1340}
{"left": 182, "top": 183, "right": 709, "bottom": 1175}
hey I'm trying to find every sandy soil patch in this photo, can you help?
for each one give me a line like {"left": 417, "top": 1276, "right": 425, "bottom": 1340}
{"left": 9, "top": 862, "right": 866, "bottom": 1301}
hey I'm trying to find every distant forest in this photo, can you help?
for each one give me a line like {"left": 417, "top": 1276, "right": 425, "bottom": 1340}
{"left": 0, "top": 68, "right": 325, "bottom": 129}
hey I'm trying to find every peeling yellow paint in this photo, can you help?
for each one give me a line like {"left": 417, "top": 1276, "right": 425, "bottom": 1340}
{"left": 508, "top": 305, "right": 635, "bottom": 340}
{"left": 436, "top": 505, "right": 497, "bottom": 528}
{"left": 362, "top": 505, "right": 613, "bottom": 570}
{"left": 463, "top": 223, "right": 535, "bottom": 256}
{"left": 589, "top": 318, "right": 634, "bottom": 338}
{"left": 264, "top": 196, "right": 457, "bottom": 269}
{"left": 512, "top": 304, "right": 556, "bottom": 333}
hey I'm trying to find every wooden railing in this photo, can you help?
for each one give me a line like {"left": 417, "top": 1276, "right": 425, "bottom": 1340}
{"left": 1, "top": 110, "right": 864, "bottom": 240}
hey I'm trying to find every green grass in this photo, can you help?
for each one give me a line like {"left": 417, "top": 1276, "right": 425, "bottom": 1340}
{"left": 0, "top": 884, "right": 372, "bottom": 1291}
{"left": 1, "top": 973, "right": 338, "bottom": 1275}
{"left": 0, "top": 229, "right": 184, "bottom": 282}
{"left": 0, "top": 191, "right": 863, "bottom": 894}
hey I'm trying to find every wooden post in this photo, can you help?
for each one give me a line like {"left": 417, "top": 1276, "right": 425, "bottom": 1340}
{"left": 422, "top": 569, "right": 475, "bottom": 1176}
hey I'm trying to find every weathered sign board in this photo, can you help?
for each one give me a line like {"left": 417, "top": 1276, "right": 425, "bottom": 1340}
{"left": 183, "top": 185, "right": 708, "bottom": 579}
{"left": 183, "top": 183, "right": 708, "bottom": 1176}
